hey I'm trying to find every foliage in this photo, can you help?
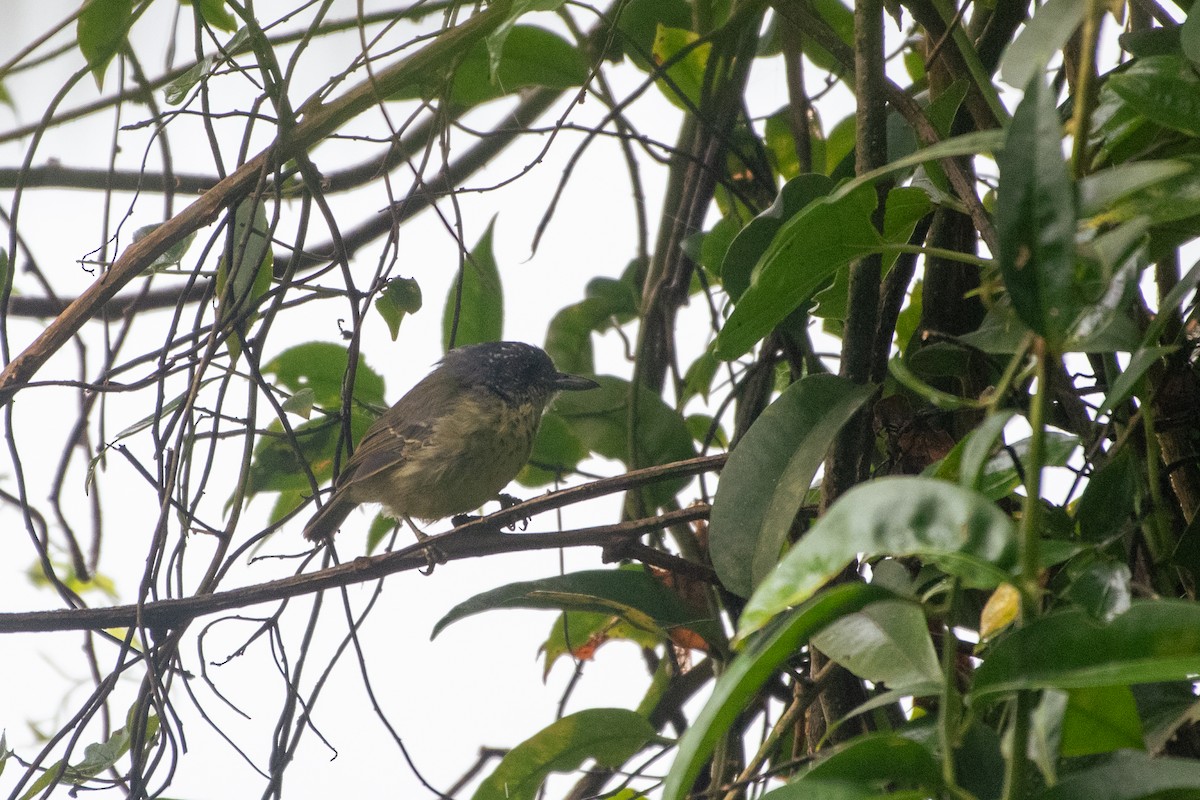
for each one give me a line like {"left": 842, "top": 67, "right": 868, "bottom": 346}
{"left": 4, "top": 0, "right": 1200, "bottom": 799}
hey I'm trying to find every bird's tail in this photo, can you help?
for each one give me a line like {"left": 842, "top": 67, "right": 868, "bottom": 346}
{"left": 303, "top": 495, "right": 356, "bottom": 541}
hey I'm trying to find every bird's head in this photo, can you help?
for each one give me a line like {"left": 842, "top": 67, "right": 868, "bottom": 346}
{"left": 441, "top": 341, "right": 598, "bottom": 404}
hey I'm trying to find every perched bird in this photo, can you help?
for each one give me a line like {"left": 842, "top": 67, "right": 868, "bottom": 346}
{"left": 303, "top": 341, "right": 598, "bottom": 547}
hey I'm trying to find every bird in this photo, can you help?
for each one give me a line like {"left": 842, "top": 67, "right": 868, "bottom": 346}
{"left": 302, "top": 341, "right": 599, "bottom": 550}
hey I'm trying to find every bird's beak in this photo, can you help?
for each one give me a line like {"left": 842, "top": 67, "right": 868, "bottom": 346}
{"left": 554, "top": 373, "right": 600, "bottom": 392}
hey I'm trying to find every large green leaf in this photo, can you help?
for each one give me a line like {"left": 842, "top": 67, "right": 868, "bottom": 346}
{"left": 738, "top": 477, "right": 1017, "bottom": 639}
{"left": 971, "top": 601, "right": 1200, "bottom": 704}
{"left": 215, "top": 196, "right": 274, "bottom": 332}
{"left": 661, "top": 583, "right": 895, "bottom": 800}
{"left": 651, "top": 26, "right": 710, "bottom": 110}
{"left": 472, "top": 708, "right": 656, "bottom": 800}
{"left": 444, "top": 216, "right": 503, "bottom": 350}
{"left": 451, "top": 24, "right": 589, "bottom": 106}
{"left": 77, "top": 0, "right": 133, "bottom": 87}
{"left": 999, "top": 0, "right": 1087, "bottom": 90}
{"left": 544, "top": 275, "right": 638, "bottom": 374}
{"left": 721, "top": 174, "right": 836, "bottom": 301}
{"left": 798, "top": 733, "right": 942, "bottom": 791}
{"left": 995, "top": 71, "right": 1076, "bottom": 347}
{"left": 709, "top": 374, "right": 874, "bottom": 597}
{"left": 263, "top": 342, "right": 386, "bottom": 410}
{"left": 245, "top": 409, "right": 375, "bottom": 497}
{"left": 1077, "top": 160, "right": 1191, "bottom": 220}
{"left": 714, "top": 182, "right": 882, "bottom": 359}
{"left": 809, "top": 599, "right": 941, "bottom": 691}
{"left": 1108, "top": 55, "right": 1200, "bottom": 137}
{"left": 610, "top": 0, "right": 691, "bottom": 69}
{"left": 1060, "top": 685, "right": 1144, "bottom": 757}
{"left": 716, "top": 131, "right": 1003, "bottom": 360}
{"left": 431, "top": 568, "right": 723, "bottom": 649}
{"left": 1038, "top": 749, "right": 1200, "bottom": 800}
{"left": 547, "top": 376, "right": 696, "bottom": 508}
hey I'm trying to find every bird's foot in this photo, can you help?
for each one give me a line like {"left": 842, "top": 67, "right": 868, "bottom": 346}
{"left": 418, "top": 543, "right": 447, "bottom": 576}
{"left": 451, "top": 513, "right": 479, "bottom": 527}
{"left": 497, "top": 493, "right": 529, "bottom": 531}
{"left": 405, "top": 516, "right": 447, "bottom": 575}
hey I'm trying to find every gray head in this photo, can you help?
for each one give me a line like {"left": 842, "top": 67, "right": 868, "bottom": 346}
{"left": 441, "top": 341, "right": 598, "bottom": 402}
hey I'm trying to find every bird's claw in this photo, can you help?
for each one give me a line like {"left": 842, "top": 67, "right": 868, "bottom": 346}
{"left": 497, "top": 493, "right": 529, "bottom": 531}
{"left": 419, "top": 543, "right": 447, "bottom": 575}
{"left": 451, "top": 513, "right": 479, "bottom": 527}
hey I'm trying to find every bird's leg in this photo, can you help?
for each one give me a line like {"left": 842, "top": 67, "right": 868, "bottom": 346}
{"left": 404, "top": 515, "right": 446, "bottom": 575}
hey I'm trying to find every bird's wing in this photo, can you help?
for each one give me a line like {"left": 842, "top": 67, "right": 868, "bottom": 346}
{"left": 336, "top": 374, "right": 450, "bottom": 484}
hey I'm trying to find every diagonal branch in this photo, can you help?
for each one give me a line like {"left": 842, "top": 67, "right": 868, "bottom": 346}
{"left": 0, "top": 506, "right": 710, "bottom": 634}
{"left": 0, "top": 0, "right": 513, "bottom": 406}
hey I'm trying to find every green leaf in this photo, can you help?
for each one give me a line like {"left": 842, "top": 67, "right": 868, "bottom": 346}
{"left": 132, "top": 223, "right": 196, "bottom": 270}
{"left": 431, "top": 568, "right": 722, "bottom": 649}
{"left": 973, "top": 432, "right": 1080, "bottom": 502}
{"left": 738, "top": 477, "right": 1017, "bottom": 639}
{"left": 611, "top": 0, "right": 691, "bottom": 69}
{"left": 163, "top": 56, "right": 215, "bottom": 104}
{"left": 715, "top": 182, "right": 883, "bottom": 359}
{"left": 374, "top": 276, "right": 422, "bottom": 341}
{"left": 760, "top": 780, "right": 888, "bottom": 800}
{"left": 1096, "top": 345, "right": 1176, "bottom": 417}
{"left": 366, "top": 513, "right": 397, "bottom": 554}
{"left": 437, "top": 24, "right": 589, "bottom": 107}
{"left": 518, "top": 410, "right": 590, "bottom": 485}
{"left": 193, "top": 0, "right": 238, "bottom": 32}
{"left": 1184, "top": 7, "right": 1200, "bottom": 68}
{"left": 801, "top": 733, "right": 942, "bottom": 791}
{"left": 245, "top": 411, "right": 372, "bottom": 496}
{"left": 999, "top": 0, "right": 1087, "bottom": 90}
{"left": 996, "top": 71, "right": 1076, "bottom": 347}
{"left": 281, "top": 387, "right": 315, "bottom": 419}
{"left": 1133, "top": 682, "right": 1200, "bottom": 754}
{"left": 971, "top": 601, "right": 1200, "bottom": 704}
{"left": 651, "top": 25, "right": 710, "bottom": 110}
{"left": 444, "top": 216, "right": 502, "bottom": 350}
{"left": 1039, "top": 749, "right": 1200, "bottom": 800}
{"left": 548, "top": 376, "right": 696, "bottom": 508}
{"left": 483, "top": 1, "right": 567, "bottom": 83}
{"left": 944, "top": 409, "right": 1016, "bottom": 491}
{"left": 1076, "top": 447, "right": 1140, "bottom": 542}
{"left": 545, "top": 276, "right": 638, "bottom": 374}
{"left": 77, "top": 0, "right": 133, "bottom": 87}
{"left": 472, "top": 708, "right": 656, "bottom": 800}
{"left": 215, "top": 196, "right": 273, "bottom": 332}
{"left": 1066, "top": 558, "right": 1133, "bottom": 623}
{"left": 721, "top": 173, "right": 836, "bottom": 301}
{"left": 661, "top": 583, "right": 896, "bottom": 800}
{"left": 810, "top": 599, "right": 941, "bottom": 690}
{"left": 263, "top": 342, "right": 386, "bottom": 409}
{"left": 19, "top": 713, "right": 159, "bottom": 800}
{"left": 1108, "top": 55, "right": 1200, "bottom": 137}
{"left": 1060, "top": 685, "right": 1145, "bottom": 757}
{"left": 709, "top": 374, "right": 874, "bottom": 597}
{"left": 799, "top": 0, "right": 854, "bottom": 73}
{"left": 1077, "top": 160, "right": 1191, "bottom": 220}
{"left": 540, "top": 609, "right": 660, "bottom": 678}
